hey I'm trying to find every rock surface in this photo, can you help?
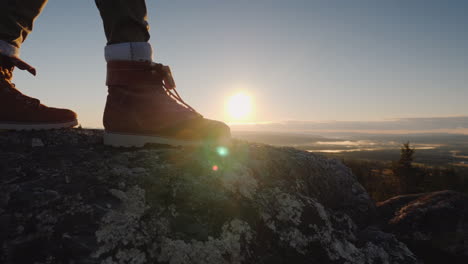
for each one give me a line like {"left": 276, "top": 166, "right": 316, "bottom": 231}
{"left": 0, "top": 129, "right": 419, "bottom": 263}
{"left": 377, "top": 190, "right": 468, "bottom": 264}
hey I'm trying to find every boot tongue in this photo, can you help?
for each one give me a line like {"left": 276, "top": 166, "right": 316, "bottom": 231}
{"left": 9, "top": 56, "right": 36, "bottom": 76}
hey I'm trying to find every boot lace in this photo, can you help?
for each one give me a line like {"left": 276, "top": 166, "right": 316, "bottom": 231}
{"left": 151, "top": 63, "right": 202, "bottom": 117}
{"left": 0, "top": 67, "right": 41, "bottom": 108}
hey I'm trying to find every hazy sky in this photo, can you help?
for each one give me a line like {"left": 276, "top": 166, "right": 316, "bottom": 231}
{"left": 13, "top": 0, "right": 468, "bottom": 128}
{"left": 230, "top": 116, "right": 468, "bottom": 135}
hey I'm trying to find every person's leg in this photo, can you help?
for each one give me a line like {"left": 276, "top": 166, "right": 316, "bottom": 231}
{"left": 0, "top": 0, "right": 47, "bottom": 58}
{"left": 95, "top": 0, "right": 153, "bottom": 62}
{"left": 0, "top": 0, "right": 78, "bottom": 130}
{"left": 95, "top": 0, "right": 149, "bottom": 45}
{"left": 96, "top": 0, "right": 230, "bottom": 147}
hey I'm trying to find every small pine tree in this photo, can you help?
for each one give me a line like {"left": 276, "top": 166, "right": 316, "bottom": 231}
{"left": 392, "top": 142, "right": 421, "bottom": 194}
{"left": 398, "top": 142, "right": 415, "bottom": 169}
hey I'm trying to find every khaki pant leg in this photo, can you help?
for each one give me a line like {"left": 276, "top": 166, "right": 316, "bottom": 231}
{"left": 95, "top": 0, "right": 150, "bottom": 45}
{"left": 0, "top": 0, "right": 48, "bottom": 48}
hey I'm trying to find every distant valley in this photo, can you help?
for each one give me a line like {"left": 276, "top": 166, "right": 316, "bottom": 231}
{"left": 232, "top": 131, "right": 468, "bottom": 167}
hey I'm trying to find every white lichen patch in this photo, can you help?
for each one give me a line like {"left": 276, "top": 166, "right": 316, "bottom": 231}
{"left": 259, "top": 188, "right": 305, "bottom": 228}
{"left": 304, "top": 200, "right": 367, "bottom": 262}
{"left": 158, "top": 219, "right": 253, "bottom": 264}
{"left": 276, "top": 192, "right": 304, "bottom": 225}
{"left": 221, "top": 163, "right": 258, "bottom": 199}
{"left": 280, "top": 228, "right": 311, "bottom": 254}
{"left": 94, "top": 186, "right": 149, "bottom": 264}
{"left": 257, "top": 187, "right": 390, "bottom": 263}
{"left": 110, "top": 165, "right": 134, "bottom": 177}
{"left": 258, "top": 188, "right": 313, "bottom": 253}
{"left": 31, "top": 138, "right": 44, "bottom": 147}
{"left": 95, "top": 185, "right": 253, "bottom": 264}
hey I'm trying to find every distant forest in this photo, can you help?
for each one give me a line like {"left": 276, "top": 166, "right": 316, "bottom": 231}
{"left": 336, "top": 142, "right": 468, "bottom": 202}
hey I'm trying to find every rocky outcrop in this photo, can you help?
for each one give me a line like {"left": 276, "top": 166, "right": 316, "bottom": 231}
{"left": 377, "top": 190, "right": 468, "bottom": 264}
{"left": 0, "top": 129, "right": 419, "bottom": 263}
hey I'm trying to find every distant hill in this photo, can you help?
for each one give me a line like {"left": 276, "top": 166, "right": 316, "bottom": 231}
{"left": 232, "top": 131, "right": 334, "bottom": 146}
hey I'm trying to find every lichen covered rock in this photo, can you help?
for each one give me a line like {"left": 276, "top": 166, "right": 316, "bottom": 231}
{"left": 0, "top": 129, "right": 419, "bottom": 263}
{"left": 378, "top": 190, "right": 468, "bottom": 264}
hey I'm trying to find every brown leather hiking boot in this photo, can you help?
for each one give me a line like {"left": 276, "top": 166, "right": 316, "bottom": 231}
{"left": 103, "top": 61, "right": 230, "bottom": 147}
{"left": 0, "top": 55, "right": 78, "bottom": 130}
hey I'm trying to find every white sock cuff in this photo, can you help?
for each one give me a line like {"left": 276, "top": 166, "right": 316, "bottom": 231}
{"left": 0, "top": 40, "right": 20, "bottom": 57}
{"left": 105, "top": 42, "right": 153, "bottom": 62}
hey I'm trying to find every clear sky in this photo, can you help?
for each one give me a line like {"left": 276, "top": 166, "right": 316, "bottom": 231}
{"left": 13, "top": 0, "right": 468, "bottom": 129}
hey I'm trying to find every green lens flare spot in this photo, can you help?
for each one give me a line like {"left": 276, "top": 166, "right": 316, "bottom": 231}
{"left": 216, "top": 146, "right": 229, "bottom": 157}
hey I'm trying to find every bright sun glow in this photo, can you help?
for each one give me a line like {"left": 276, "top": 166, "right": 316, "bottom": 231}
{"left": 226, "top": 93, "right": 253, "bottom": 120}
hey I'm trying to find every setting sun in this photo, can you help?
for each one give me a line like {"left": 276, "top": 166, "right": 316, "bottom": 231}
{"left": 226, "top": 93, "right": 253, "bottom": 121}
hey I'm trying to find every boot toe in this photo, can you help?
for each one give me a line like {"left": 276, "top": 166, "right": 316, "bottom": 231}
{"left": 43, "top": 107, "right": 78, "bottom": 123}
{"left": 204, "top": 119, "right": 231, "bottom": 140}
{"left": 61, "top": 108, "right": 78, "bottom": 122}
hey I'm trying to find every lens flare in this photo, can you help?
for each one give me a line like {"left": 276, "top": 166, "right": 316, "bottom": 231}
{"left": 216, "top": 146, "right": 229, "bottom": 157}
{"left": 212, "top": 165, "right": 219, "bottom": 171}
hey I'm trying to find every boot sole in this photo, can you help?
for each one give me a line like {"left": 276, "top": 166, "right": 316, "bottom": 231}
{"left": 0, "top": 120, "right": 78, "bottom": 130}
{"left": 104, "top": 131, "right": 230, "bottom": 148}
